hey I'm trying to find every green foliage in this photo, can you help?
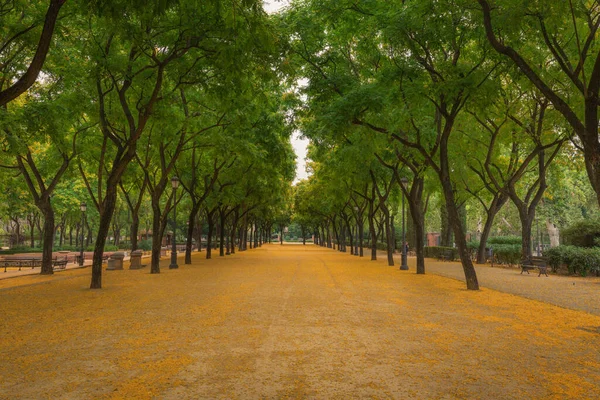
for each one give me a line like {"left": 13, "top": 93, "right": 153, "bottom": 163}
{"left": 544, "top": 245, "right": 600, "bottom": 276}
{"left": 544, "top": 245, "right": 578, "bottom": 272}
{"left": 488, "top": 236, "right": 522, "bottom": 246}
{"left": 492, "top": 244, "right": 521, "bottom": 266}
{"left": 139, "top": 240, "right": 153, "bottom": 251}
{"left": 424, "top": 246, "right": 458, "bottom": 261}
{"left": 467, "top": 241, "right": 480, "bottom": 250}
{"left": 0, "top": 246, "right": 42, "bottom": 254}
{"left": 55, "top": 245, "right": 79, "bottom": 251}
{"left": 85, "top": 244, "right": 119, "bottom": 252}
{"left": 561, "top": 219, "right": 600, "bottom": 248}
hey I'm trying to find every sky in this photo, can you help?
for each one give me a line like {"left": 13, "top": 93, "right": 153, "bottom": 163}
{"left": 262, "top": 1, "right": 310, "bottom": 184}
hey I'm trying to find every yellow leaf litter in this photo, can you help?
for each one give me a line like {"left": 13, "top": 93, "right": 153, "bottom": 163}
{"left": 0, "top": 244, "right": 599, "bottom": 399}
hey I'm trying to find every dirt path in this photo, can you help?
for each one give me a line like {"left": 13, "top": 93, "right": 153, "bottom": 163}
{"left": 419, "top": 257, "right": 600, "bottom": 316}
{"left": 1, "top": 244, "right": 599, "bottom": 399}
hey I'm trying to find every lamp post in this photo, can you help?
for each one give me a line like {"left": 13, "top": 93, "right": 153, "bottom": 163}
{"left": 79, "top": 202, "right": 86, "bottom": 266}
{"left": 400, "top": 177, "right": 409, "bottom": 270}
{"left": 169, "top": 176, "right": 179, "bottom": 269}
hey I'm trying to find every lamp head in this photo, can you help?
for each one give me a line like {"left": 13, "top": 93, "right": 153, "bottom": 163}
{"left": 171, "top": 176, "right": 180, "bottom": 189}
{"left": 80, "top": 202, "right": 87, "bottom": 212}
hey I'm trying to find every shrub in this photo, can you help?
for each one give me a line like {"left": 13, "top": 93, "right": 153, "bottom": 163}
{"left": 544, "top": 246, "right": 577, "bottom": 272}
{"left": 488, "top": 236, "right": 521, "bottom": 245}
{"left": 55, "top": 245, "right": 78, "bottom": 251}
{"left": 139, "top": 239, "right": 152, "bottom": 251}
{"left": 424, "top": 246, "right": 458, "bottom": 261}
{"left": 492, "top": 244, "right": 521, "bottom": 266}
{"left": 467, "top": 241, "right": 480, "bottom": 250}
{"left": 569, "top": 248, "right": 600, "bottom": 276}
{"left": 84, "top": 244, "right": 120, "bottom": 252}
{"left": 544, "top": 245, "right": 600, "bottom": 276}
{"left": 561, "top": 219, "right": 600, "bottom": 247}
{"left": 0, "top": 246, "right": 42, "bottom": 254}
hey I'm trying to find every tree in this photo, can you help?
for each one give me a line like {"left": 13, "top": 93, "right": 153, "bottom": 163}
{"left": 478, "top": 0, "right": 600, "bottom": 206}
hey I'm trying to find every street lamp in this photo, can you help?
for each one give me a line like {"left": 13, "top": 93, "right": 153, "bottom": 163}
{"left": 79, "top": 202, "right": 86, "bottom": 266}
{"left": 400, "top": 177, "right": 409, "bottom": 270}
{"left": 169, "top": 176, "right": 179, "bottom": 269}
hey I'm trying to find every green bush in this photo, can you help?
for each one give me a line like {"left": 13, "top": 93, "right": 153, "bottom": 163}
{"left": 544, "top": 246, "right": 577, "bottom": 272}
{"left": 55, "top": 245, "right": 78, "bottom": 251}
{"left": 84, "top": 244, "right": 120, "bottom": 252}
{"left": 488, "top": 236, "right": 521, "bottom": 245}
{"left": 492, "top": 244, "right": 521, "bottom": 266}
{"left": 0, "top": 246, "right": 42, "bottom": 254}
{"left": 467, "top": 241, "right": 480, "bottom": 250}
{"left": 139, "top": 239, "right": 152, "bottom": 251}
{"left": 544, "top": 245, "right": 600, "bottom": 276}
{"left": 561, "top": 219, "right": 600, "bottom": 247}
{"left": 424, "top": 246, "right": 458, "bottom": 261}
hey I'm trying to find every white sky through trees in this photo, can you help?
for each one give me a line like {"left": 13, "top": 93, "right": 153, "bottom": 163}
{"left": 263, "top": 0, "right": 309, "bottom": 184}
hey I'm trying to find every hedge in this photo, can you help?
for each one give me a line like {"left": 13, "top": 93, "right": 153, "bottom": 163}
{"left": 561, "top": 219, "right": 600, "bottom": 247}
{"left": 491, "top": 244, "right": 521, "bottom": 266}
{"left": 544, "top": 245, "right": 600, "bottom": 276}
{"left": 424, "top": 246, "right": 458, "bottom": 261}
{"left": 488, "top": 236, "right": 521, "bottom": 245}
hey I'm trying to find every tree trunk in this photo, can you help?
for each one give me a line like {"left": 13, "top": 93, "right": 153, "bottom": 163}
{"left": 369, "top": 203, "right": 377, "bottom": 261}
{"left": 518, "top": 206, "right": 534, "bottom": 260}
{"left": 390, "top": 214, "right": 396, "bottom": 253}
{"left": 39, "top": 202, "right": 55, "bottom": 275}
{"left": 358, "top": 217, "right": 364, "bottom": 257}
{"left": 29, "top": 218, "right": 35, "bottom": 248}
{"left": 130, "top": 213, "right": 140, "bottom": 251}
{"left": 91, "top": 189, "right": 118, "bottom": 289}
{"left": 382, "top": 205, "right": 394, "bottom": 266}
{"left": 440, "top": 151, "right": 479, "bottom": 290}
{"left": 219, "top": 208, "right": 226, "bottom": 256}
{"left": 150, "top": 202, "right": 163, "bottom": 274}
{"left": 406, "top": 177, "right": 426, "bottom": 274}
{"left": 206, "top": 209, "right": 216, "bottom": 259}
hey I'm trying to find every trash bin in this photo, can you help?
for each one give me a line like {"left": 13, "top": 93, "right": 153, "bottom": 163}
{"left": 161, "top": 247, "right": 167, "bottom": 257}
{"left": 129, "top": 250, "right": 144, "bottom": 269}
{"left": 106, "top": 251, "right": 125, "bottom": 270}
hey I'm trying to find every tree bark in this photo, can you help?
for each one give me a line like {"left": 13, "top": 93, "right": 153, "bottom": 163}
{"left": 39, "top": 202, "right": 55, "bottom": 275}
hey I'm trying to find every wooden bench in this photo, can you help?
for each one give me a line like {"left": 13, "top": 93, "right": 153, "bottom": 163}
{"left": 1, "top": 258, "right": 42, "bottom": 272}
{"left": 52, "top": 258, "right": 68, "bottom": 270}
{"left": 520, "top": 257, "right": 549, "bottom": 277}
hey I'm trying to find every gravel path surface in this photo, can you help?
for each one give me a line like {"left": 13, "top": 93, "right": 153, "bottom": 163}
{"left": 2, "top": 244, "right": 599, "bottom": 399}
{"left": 372, "top": 250, "right": 600, "bottom": 316}
{"left": 415, "top": 257, "right": 600, "bottom": 316}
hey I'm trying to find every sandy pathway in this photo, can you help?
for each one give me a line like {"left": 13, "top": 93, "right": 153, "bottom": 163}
{"left": 1, "top": 244, "right": 599, "bottom": 399}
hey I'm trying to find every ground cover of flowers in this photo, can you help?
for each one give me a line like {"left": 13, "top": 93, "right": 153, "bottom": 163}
{"left": 1, "top": 244, "right": 599, "bottom": 399}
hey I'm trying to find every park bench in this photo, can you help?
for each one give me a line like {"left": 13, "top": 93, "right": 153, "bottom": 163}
{"left": 520, "top": 257, "right": 549, "bottom": 277}
{"left": 1, "top": 258, "right": 42, "bottom": 272}
{"left": 52, "top": 258, "right": 68, "bottom": 270}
